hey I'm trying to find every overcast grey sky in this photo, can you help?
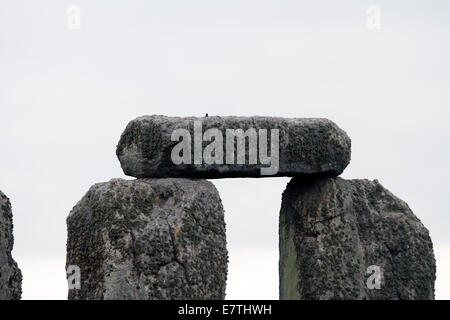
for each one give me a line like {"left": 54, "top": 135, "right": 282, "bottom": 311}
{"left": 1, "top": 0, "right": 449, "bottom": 299}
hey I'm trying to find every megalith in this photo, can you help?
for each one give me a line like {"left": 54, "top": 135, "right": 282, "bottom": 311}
{"left": 0, "top": 190, "right": 22, "bottom": 300}
{"left": 116, "top": 115, "right": 351, "bottom": 178}
{"left": 66, "top": 178, "right": 227, "bottom": 300}
{"left": 279, "top": 177, "right": 435, "bottom": 300}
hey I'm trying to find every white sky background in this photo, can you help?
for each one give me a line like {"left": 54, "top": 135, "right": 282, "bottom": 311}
{"left": 0, "top": 0, "right": 449, "bottom": 299}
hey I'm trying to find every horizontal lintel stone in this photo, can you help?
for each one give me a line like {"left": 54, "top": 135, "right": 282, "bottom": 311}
{"left": 116, "top": 115, "right": 351, "bottom": 178}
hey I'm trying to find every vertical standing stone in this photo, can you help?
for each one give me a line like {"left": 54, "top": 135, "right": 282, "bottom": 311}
{"left": 0, "top": 191, "right": 22, "bottom": 300}
{"left": 66, "top": 178, "right": 227, "bottom": 300}
{"left": 279, "top": 177, "right": 435, "bottom": 300}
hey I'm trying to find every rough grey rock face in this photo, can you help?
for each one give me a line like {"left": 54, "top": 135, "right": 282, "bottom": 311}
{"left": 116, "top": 115, "right": 351, "bottom": 178}
{"left": 66, "top": 178, "right": 227, "bottom": 300}
{"left": 279, "top": 177, "right": 435, "bottom": 300}
{"left": 0, "top": 191, "right": 22, "bottom": 300}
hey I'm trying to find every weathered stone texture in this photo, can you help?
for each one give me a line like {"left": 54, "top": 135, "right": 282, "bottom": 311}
{"left": 116, "top": 115, "right": 351, "bottom": 178}
{"left": 66, "top": 178, "right": 227, "bottom": 300}
{"left": 279, "top": 177, "right": 435, "bottom": 300}
{"left": 0, "top": 191, "right": 22, "bottom": 300}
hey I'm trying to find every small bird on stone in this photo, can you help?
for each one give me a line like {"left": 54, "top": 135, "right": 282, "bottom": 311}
{"left": 205, "top": 113, "right": 208, "bottom": 117}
